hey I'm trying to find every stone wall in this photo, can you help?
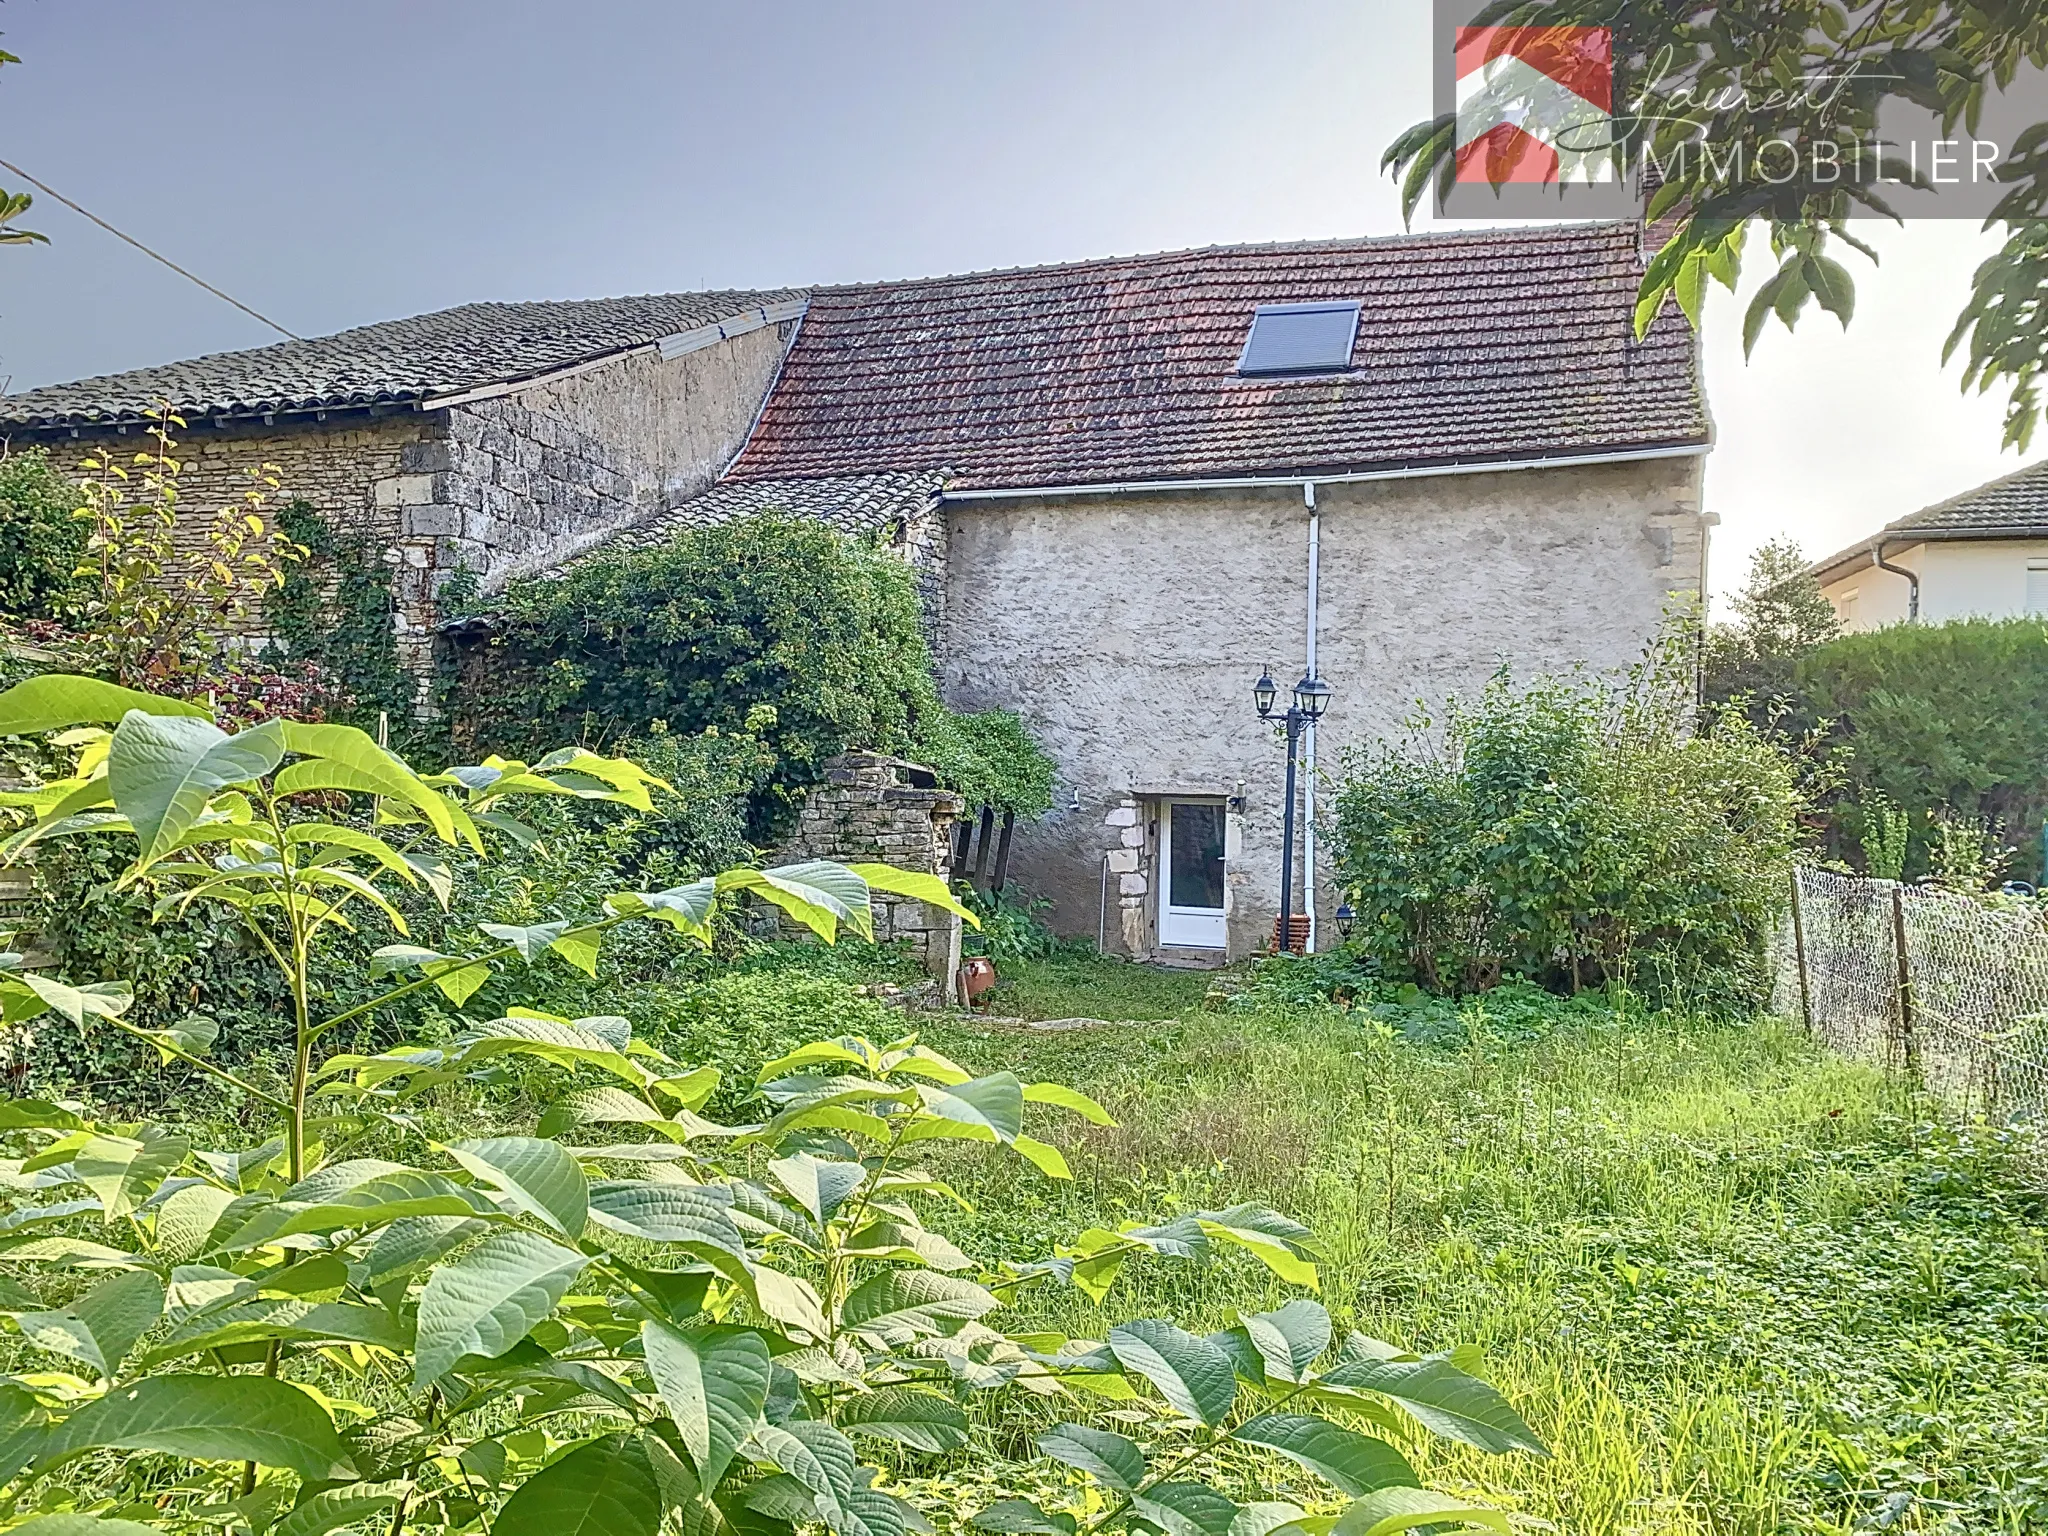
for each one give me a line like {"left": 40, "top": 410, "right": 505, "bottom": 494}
{"left": 938, "top": 455, "right": 1711, "bottom": 960}
{"left": 30, "top": 321, "right": 795, "bottom": 690}
{"left": 780, "top": 752, "right": 965, "bottom": 994}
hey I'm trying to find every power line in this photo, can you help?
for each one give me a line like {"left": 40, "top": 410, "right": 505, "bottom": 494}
{"left": 0, "top": 156, "right": 302, "bottom": 341}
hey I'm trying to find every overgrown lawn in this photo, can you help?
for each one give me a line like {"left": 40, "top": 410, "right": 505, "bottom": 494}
{"left": 924, "top": 959, "right": 2048, "bottom": 1536}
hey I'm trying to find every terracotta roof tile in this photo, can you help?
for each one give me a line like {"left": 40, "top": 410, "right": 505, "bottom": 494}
{"left": 728, "top": 224, "right": 1705, "bottom": 490}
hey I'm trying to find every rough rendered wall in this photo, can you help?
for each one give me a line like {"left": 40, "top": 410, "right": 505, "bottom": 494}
{"left": 421, "top": 322, "right": 796, "bottom": 590}
{"left": 939, "top": 456, "right": 1709, "bottom": 959}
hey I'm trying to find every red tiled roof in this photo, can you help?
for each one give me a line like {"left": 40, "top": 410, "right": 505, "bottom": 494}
{"left": 727, "top": 224, "right": 1707, "bottom": 491}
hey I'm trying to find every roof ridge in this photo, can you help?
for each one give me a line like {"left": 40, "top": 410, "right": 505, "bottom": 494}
{"left": 810, "top": 220, "right": 1640, "bottom": 297}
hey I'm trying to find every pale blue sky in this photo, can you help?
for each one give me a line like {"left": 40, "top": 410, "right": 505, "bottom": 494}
{"left": 0, "top": 0, "right": 2031, "bottom": 598}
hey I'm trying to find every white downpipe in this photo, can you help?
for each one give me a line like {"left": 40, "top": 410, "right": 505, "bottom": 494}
{"left": 1303, "top": 483, "right": 1320, "bottom": 953}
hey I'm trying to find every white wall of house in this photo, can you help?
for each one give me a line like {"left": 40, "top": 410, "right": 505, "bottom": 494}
{"left": 1820, "top": 538, "right": 2048, "bottom": 630}
{"left": 938, "top": 454, "right": 1709, "bottom": 960}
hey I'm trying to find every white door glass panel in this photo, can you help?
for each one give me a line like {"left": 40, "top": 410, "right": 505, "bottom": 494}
{"left": 1159, "top": 801, "right": 1226, "bottom": 949}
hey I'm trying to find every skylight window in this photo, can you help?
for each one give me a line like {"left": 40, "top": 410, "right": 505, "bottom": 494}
{"left": 1237, "top": 302, "right": 1361, "bottom": 376}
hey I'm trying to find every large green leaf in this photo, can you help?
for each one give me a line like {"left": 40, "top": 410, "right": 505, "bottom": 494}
{"left": 108, "top": 712, "right": 285, "bottom": 867}
{"left": 1233, "top": 1414, "right": 1417, "bottom": 1497}
{"left": 413, "top": 1229, "right": 588, "bottom": 1385}
{"left": 916, "top": 1072, "right": 1024, "bottom": 1141}
{"left": 272, "top": 1478, "right": 412, "bottom": 1536}
{"left": 450, "top": 1137, "right": 588, "bottom": 1236}
{"left": 41, "top": 1373, "right": 354, "bottom": 1479}
{"left": 840, "top": 1387, "right": 970, "bottom": 1453}
{"left": 16, "top": 1269, "right": 163, "bottom": 1377}
{"left": 493, "top": 1432, "right": 664, "bottom": 1536}
{"left": 0, "top": 674, "right": 209, "bottom": 735}
{"left": 18, "top": 974, "right": 133, "bottom": 1028}
{"left": 767, "top": 1152, "right": 866, "bottom": 1221}
{"left": 1131, "top": 1483, "right": 1240, "bottom": 1536}
{"left": 1318, "top": 1357, "right": 1546, "bottom": 1456}
{"left": 718, "top": 861, "right": 873, "bottom": 942}
{"left": 839, "top": 1269, "right": 1000, "bottom": 1345}
{"left": 585, "top": 1181, "right": 746, "bottom": 1260}
{"left": 1020, "top": 1082, "right": 1113, "bottom": 1125}
{"left": 1108, "top": 1319, "right": 1238, "bottom": 1426}
{"left": 642, "top": 1319, "right": 771, "bottom": 1487}
{"left": 74, "top": 1129, "right": 187, "bottom": 1221}
{"left": 1036, "top": 1423, "right": 1144, "bottom": 1489}
{"left": 1329, "top": 1489, "right": 1508, "bottom": 1536}
{"left": 1243, "top": 1298, "right": 1331, "bottom": 1383}
{"left": 751, "top": 1420, "right": 857, "bottom": 1534}
{"left": 842, "top": 862, "right": 980, "bottom": 926}
{"left": 278, "top": 721, "right": 475, "bottom": 850}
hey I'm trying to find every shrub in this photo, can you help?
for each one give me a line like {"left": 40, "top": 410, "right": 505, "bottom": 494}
{"left": 449, "top": 516, "right": 1054, "bottom": 836}
{"left": 633, "top": 969, "right": 900, "bottom": 1108}
{"left": 1332, "top": 636, "right": 1801, "bottom": 1008}
{"left": 0, "top": 446, "right": 83, "bottom": 620}
{"left": 1794, "top": 617, "right": 2048, "bottom": 879}
{"left": 0, "top": 672, "right": 1541, "bottom": 1533}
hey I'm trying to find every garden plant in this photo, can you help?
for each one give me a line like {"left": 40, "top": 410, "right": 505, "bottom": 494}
{"left": 0, "top": 674, "right": 1541, "bottom": 1535}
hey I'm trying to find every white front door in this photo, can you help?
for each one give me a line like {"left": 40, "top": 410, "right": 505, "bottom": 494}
{"left": 1159, "top": 800, "right": 1227, "bottom": 949}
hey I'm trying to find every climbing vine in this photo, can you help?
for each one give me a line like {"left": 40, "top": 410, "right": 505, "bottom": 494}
{"left": 262, "top": 499, "right": 413, "bottom": 731}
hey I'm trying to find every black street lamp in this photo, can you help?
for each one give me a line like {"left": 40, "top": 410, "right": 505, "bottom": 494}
{"left": 1252, "top": 664, "right": 1333, "bottom": 954}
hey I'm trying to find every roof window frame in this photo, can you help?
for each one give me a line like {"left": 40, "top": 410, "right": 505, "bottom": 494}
{"left": 1236, "top": 301, "right": 1363, "bottom": 378}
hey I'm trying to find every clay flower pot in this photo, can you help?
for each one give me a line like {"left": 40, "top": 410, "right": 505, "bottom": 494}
{"left": 958, "top": 956, "right": 998, "bottom": 1010}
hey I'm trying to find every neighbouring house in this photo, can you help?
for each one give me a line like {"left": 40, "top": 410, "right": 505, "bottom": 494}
{"left": 0, "top": 222, "right": 1711, "bottom": 962}
{"left": 1810, "top": 459, "right": 2048, "bottom": 630}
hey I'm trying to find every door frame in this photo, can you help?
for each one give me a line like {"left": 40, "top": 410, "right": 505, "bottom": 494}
{"left": 1157, "top": 797, "right": 1228, "bottom": 951}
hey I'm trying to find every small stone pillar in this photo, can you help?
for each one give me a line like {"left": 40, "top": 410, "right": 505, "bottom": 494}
{"left": 782, "top": 752, "right": 965, "bottom": 999}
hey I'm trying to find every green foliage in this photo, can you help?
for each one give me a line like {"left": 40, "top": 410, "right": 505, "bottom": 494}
{"left": 632, "top": 969, "right": 901, "bottom": 1111}
{"left": 925, "top": 973, "right": 2048, "bottom": 1536}
{"left": 0, "top": 448, "right": 84, "bottom": 620}
{"left": 1856, "top": 792, "right": 1909, "bottom": 881}
{"left": 1384, "top": 3, "right": 2048, "bottom": 446}
{"left": 260, "top": 501, "right": 412, "bottom": 734}
{"left": 0, "top": 675, "right": 1535, "bottom": 1533}
{"left": 961, "top": 886, "right": 1088, "bottom": 967}
{"left": 450, "top": 516, "right": 1052, "bottom": 833}
{"left": 1333, "top": 642, "right": 1800, "bottom": 1008}
{"left": 1794, "top": 617, "right": 2048, "bottom": 880}
{"left": 1701, "top": 538, "right": 1839, "bottom": 711}
{"left": 914, "top": 710, "right": 1056, "bottom": 819}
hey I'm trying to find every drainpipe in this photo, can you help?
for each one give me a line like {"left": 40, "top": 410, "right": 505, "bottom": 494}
{"left": 1873, "top": 538, "right": 1920, "bottom": 621}
{"left": 1303, "top": 483, "right": 1320, "bottom": 952}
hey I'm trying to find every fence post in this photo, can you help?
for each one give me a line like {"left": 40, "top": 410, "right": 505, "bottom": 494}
{"left": 1890, "top": 882, "right": 1920, "bottom": 1075}
{"left": 1789, "top": 866, "right": 1813, "bottom": 1034}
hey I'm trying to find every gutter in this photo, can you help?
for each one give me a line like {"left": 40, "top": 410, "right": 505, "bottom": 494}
{"left": 937, "top": 441, "right": 1712, "bottom": 502}
{"left": 1810, "top": 523, "right": 2048, "bottom": 588}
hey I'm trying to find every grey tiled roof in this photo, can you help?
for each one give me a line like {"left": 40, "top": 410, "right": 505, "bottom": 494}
{"left": 0, "top": 290, "right": 807, "bottom": 429}
{"left": 605, "top": 472, "right": 945, "bottom": 553}
{"left": 1809, "top": 458, "right": 2048, "bottom": 578}
{"left": 730, "top": 223, "right": 1708, "bottom": 490}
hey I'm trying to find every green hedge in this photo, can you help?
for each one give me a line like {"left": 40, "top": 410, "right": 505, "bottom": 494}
{"left": 1794, "top": 617, "right": 2048, "bottom": 880}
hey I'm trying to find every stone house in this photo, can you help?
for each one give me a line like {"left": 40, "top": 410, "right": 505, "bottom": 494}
{"left": 1, "top": 222, "right": 1711, "bottom": 962}
{"left": 1810, "top": 459, "right": 2048, "bottom": 630}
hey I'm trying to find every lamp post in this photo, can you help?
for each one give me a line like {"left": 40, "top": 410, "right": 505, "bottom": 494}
{"left": 1252, "top": 665, "right": 1332, "bottom": 953}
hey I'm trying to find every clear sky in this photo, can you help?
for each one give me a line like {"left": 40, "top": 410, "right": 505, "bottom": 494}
{"left": 0, "top": 0, "right": 2030, "bottom": 604}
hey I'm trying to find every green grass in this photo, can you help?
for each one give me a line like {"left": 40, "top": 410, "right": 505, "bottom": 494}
{"left": 917, "top": 957, "right": 2048, "bottom": 1536}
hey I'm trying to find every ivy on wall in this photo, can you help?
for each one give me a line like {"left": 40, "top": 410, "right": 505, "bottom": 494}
{"left": 445, "top": 515, "right": 1054, "bottom": 838}
{"left": 261, "top": 501, "right": 413, "bottom": 732}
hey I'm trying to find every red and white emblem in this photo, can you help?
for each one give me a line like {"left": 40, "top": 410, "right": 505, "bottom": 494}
{"left": 1454, "top": 26, "right": 1616, "bottom": 186}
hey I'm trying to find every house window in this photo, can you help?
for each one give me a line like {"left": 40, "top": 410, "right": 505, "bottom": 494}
{"left": 1238, "top": 303, "right": 1361, "bottom": 376}
{"left": 1836, "top": 588, "right": 1858, "bottom": 625}
{"left": 2029, "top": 563, "right": 2048, "bottom": 617}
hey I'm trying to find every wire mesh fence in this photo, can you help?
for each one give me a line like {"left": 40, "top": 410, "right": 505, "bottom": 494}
{"left": 1773, "top": 867, "right": 2048, "bottom": 1126}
